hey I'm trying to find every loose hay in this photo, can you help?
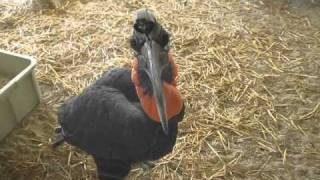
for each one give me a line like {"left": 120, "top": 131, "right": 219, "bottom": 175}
{"left": 20, "top": 0, "right": 74, "bottom": 9}
{"left": 0, "top": 0, "right": 320, "bottom": 180}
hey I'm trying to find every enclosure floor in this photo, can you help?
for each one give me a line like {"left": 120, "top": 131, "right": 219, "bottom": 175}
{"left": 0, "top": 0, "right": 319, "bottom": 180}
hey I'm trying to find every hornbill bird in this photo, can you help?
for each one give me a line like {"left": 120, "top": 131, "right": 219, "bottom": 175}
{"left": 52, "top": 9, "right": 185, "bottom": 180}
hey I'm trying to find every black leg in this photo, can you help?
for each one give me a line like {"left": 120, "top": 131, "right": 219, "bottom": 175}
{"left": 93, "top": 157, "right": 131, "bottom": 180}
{"left": 140, "top": 161, "right": 155, "bottom": 170}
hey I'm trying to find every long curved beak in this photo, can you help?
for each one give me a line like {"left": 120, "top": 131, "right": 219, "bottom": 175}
{"left": 144, "top": 40, "right": 169, "bottom": 135}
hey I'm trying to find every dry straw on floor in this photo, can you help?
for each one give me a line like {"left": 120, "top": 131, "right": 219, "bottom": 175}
{"left": 0, "top": 0, "right": 320, "bottom": 179}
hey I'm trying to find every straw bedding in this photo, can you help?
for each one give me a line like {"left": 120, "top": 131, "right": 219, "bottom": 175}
{"left": 0, "top": 0, "right": 319, "bottom": 179}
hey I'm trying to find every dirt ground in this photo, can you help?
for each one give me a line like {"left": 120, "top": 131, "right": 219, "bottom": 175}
{"left": 0, "top": 0, "right": 319, "bottom": 180}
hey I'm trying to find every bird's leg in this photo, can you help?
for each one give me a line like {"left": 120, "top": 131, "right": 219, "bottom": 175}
{"left": 54, "top": 126, "right": 62, "bottom": 133}
{"left": 140, "top": 161, "right": 155, "bottom": 170}
{"left": 93, "top": 157, "right": 131, "bottom": 180}
{"left": 51, "top": 126, "right": 65, "bottom": 148}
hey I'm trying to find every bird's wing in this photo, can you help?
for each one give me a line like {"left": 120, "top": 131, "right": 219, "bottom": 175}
{"left": 58, "top": 68, "right": 149, "bottom": 159}
{"left": 94, "top": 68, "right": 139, "bottom": 102}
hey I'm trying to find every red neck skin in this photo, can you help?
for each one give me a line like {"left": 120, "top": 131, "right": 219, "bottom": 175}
{"left": 131, "top": 54, "right": 183, "bottom": 122}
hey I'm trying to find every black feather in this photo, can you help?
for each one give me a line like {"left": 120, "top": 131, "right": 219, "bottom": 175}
{"left": 57, "top": 68, "right": 184, "bottom": 179}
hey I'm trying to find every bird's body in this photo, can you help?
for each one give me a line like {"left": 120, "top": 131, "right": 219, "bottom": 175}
{"left": 59, "top": 68, "right": 184, "bottom": 162}
{"left": 54, "top": 9, "right": 185, "bottom": 180}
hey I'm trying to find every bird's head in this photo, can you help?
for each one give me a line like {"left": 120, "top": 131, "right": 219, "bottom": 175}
{"left": 130, "top": 9, "right": 173, "bottom": 135}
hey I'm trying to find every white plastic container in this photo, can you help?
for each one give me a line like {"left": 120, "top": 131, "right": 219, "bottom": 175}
{"left": 0, "top": 49, "right": 40, "bottom": 140}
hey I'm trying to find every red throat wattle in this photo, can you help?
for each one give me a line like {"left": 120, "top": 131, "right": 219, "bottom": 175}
{"left": 131, "top": 54, "right": 183, "bottom": 122}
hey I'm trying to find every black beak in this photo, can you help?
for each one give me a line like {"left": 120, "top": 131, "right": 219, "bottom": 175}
{"left": 133, "top": 9, "right": 169, "bottom": 135}
{"left": 144, "top": 40, "right": 169, "bottom": 135}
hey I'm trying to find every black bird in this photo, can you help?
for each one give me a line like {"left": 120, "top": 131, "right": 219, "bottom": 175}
{"left": 53, "top": 9, "right": 185, "bottom": 180}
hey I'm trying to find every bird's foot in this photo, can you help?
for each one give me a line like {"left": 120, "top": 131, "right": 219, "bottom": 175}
{"left": 54, "top": 126, "right": 62, "bottom": 133}
{"left": 140, "top": 161, "right": 155, "bottom": 170}
{"left": 51, "top": 126, "right": 65, "bottom": 148}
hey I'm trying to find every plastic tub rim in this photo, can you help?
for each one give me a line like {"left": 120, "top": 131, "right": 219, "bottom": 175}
{"left": 0, "top": 49, "right": 37, "bottom": 95}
